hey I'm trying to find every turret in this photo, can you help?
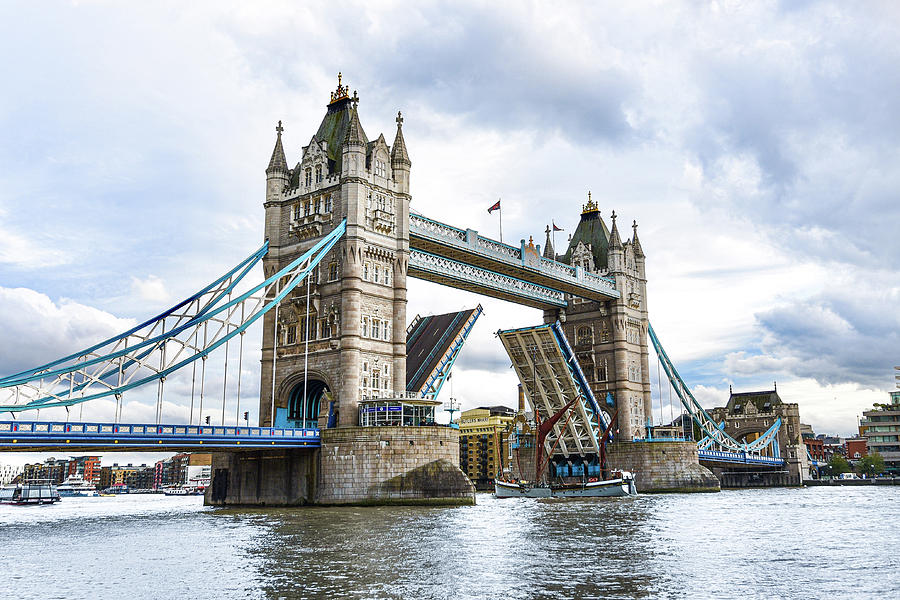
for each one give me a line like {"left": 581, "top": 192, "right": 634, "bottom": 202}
{"left": 543, "top": 225, "right": 554, "bottom": 259}
{"left": 266, "top": 120, "right": 289, "bottom": 203}
{"left": 391, "top": 111, "right": 411, "bottom": 195}
{"left": 607, "top": 210, "right": 624, "bottom": 273}
{"left": 632, "top": 220, "right": 645, "bottom": 278}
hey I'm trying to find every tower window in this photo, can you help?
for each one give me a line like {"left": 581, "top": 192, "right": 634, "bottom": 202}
{"left": 305, "top": 168, "right": 312, "bottom": 187}
{"left": 375, "top": 159, "right": 385, "bottom": 178}
{"left": 372, "top": 319, "right": 380, "bottom": 339}
{"left": 324, "top": 195, "right": 333, "bottom": 213}
{"left": 577, "top": 327, "right": 592, "bottom": 346}
{"left": 315, "top": 165, "right": 323, "bottom": 183}
{"left": 286, "top": 325, "right": 297, "bottom": 345}
{"left": 314, "top": 198, "right": 321, "bottom": 214}
{"left": 328, "top": 262, "right": 339, "bottom": 281}
{"left": 374, "top": 265, "right": 380, "bottom": 284}
{"left": 362, "top": 317, "right": 369, "bottom": 337}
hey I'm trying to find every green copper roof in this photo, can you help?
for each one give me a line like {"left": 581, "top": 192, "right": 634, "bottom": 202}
{"left": 313, "top": 98, "right": 368, "bottom": 175}
{"left": 562, "top": 210, "right": 611, "bottom": 270}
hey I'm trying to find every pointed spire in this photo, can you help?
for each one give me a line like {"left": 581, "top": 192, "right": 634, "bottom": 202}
{"left": 391, "top": 110, "right": 411, "bottom": 166}
{"left": 266, "top": 120, "right": 288, "bottom": 173}
{"left": 609, "top": 210, "right": 623, "bottom": 249}
{"left": 343, "top": 108, "right": 366, "bottom": 145}
{"left": 632, "top": 219, "right": 644, "bottom": 258}
{"left": 543, "top": 225, "right": 554, "bottom": 259}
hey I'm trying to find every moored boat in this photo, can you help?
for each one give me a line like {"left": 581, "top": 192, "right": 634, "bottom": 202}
{"left": 495, "top": 471, "right": 637, "bottom": 498}
{"left": 58, "top": 476, "right": 99, "bottom": 497}
{"left": 0, "top": 480, "right": 61, "bottom": 505}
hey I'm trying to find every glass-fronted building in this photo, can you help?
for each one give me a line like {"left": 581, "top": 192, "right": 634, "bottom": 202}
{"left": 358, "top": 397, "right": 441, "bottom": 427}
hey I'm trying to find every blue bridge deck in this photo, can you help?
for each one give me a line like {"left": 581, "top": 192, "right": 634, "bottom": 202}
{"left": 698, "top": 448, "right": 785, "bottom": 467}
{"left": 0, "top": 421, "right": 320, "bottom": 452}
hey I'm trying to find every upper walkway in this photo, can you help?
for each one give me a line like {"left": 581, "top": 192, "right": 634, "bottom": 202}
{"left": 0, "top": 420, "right": 320, "bottom": 452}
{"left": 409, "top": 213, "right": 619, "bottom": 309}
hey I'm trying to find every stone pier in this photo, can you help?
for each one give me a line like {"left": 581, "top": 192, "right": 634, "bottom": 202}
{"left": 607, "top": 441, "right": 720, "bottom": 493}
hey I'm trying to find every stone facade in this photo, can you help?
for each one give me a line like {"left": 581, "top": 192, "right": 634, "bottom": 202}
{"left": 543, "top": 195, "right": 652, "bottom": 440}
{"left": 317, "top": 426, "right": 474, "bottom": 505}
{"left": 260, "top": 75, "right": 411, "bottom": 429}
{"left": 606, "top": 441, "right": 720, "bottom": 493}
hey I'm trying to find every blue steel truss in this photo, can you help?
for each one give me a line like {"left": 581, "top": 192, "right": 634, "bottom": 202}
{"left": 0, "top": 221, "right": 347, "bottom": 413}
{"left": 648, "top": 322, "right": 783, "bottom": 458}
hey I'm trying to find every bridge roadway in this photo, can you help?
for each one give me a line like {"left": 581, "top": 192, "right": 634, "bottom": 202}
{"left": 409, "top": 213, "right": 620, "bottom": 309}
{"left": 697, "top": 448, "right": 785, "bottom": 467}
{"left": 0, "top": 420, "right": 320, "bottom": 452}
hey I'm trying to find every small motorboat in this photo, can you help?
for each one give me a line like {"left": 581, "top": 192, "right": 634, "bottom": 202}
{"left": 0, "top": 480, "right": 61, "bottom": 505}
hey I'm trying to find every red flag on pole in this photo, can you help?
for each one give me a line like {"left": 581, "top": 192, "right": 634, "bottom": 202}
{"left": 488, "top": 200, "right": 501, "bottom": 213}
{"left": 552, "top": 221, "right": 563, "bottom": 232}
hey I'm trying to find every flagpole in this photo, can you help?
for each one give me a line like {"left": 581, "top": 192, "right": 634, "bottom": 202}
{"left": 552, "top": 221, "right": 556, "bottom": 259}
{"left": 499, "top": 199, "right": 503, "bottom": 243}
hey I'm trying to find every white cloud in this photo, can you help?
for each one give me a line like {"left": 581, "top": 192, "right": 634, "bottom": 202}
{"left": 130, "top": 275, "right": 170, "bottom": 304}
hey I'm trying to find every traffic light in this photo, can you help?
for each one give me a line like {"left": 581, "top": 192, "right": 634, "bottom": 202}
{"left": 243, "top": 411, "right": 249, "bottom": 423}
{"left": 205, "top": 415, "right": 210, "bottom": 425}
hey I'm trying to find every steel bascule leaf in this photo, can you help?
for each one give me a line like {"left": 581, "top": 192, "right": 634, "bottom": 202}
{"left": 0, "top": 221, "right": 347, "bottom": 413}
{"left": 497, "top": 322, "right": 604, "bottom": 460}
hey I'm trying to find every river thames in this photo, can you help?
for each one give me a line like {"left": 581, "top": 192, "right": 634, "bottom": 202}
{"left": 1, "top": 487, "right": 897, "bottom": 599}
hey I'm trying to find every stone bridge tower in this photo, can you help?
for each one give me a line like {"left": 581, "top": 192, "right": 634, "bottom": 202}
{"left": 260, "top": 75, "right": 411, "bottom": 428}
{"left": 543, "top": 194, "right": 652, "bottom": 440}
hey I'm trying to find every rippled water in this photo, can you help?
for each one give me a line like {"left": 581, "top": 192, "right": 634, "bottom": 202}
{"left": 1, "top": 487, "right": 897, "bottom": 599}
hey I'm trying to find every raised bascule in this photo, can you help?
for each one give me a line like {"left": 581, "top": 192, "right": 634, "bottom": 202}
{"left": 0, "top": 75, "right": 801, "bottom": 503}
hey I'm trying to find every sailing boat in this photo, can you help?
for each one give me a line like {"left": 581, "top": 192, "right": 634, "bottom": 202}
{"left": 494, "top": 400, "right": 637, "bottom": 498}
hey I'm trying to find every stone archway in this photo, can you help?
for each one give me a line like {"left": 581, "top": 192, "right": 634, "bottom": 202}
{"left": 287, "top": 379, "right": 330, "bottom": 429}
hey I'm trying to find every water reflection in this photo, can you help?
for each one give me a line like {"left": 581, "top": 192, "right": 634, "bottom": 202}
{"left": 2, "top": 488, "right": 898, "bottom": 599}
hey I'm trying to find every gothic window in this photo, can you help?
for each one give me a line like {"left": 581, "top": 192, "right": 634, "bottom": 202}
{"left": 601, "top": 323, "right": 610, "bottom": 343}
{"left": 372, "top": 369, "right": 380, "bottom": 391}
{"left": 375, "top": 159, "right": 385, "bottom": 177}
{"left": 374, "top": 265, "right": 380, "bottom": 284}
{"left": 362, "top": 317, "right": 369, "bottom": 337}
{"left": 577, "top": 327, "right": 592, "bottom": 347}
{"left": 597, "top": 360, "right": 608, "bottom": 382}
{"left": 314, "top": 198, "right": 321, "bottom": 214}
{"left": 328, "top": 262, "right": 339, "bottom": 281}
{"left": 322, "top": 318, "right": 331, "bottom": 338}
{"left": 384, "top": 267, "right": 391, "bottom": 286}
{"left": 383, "top": 319, "right": 391, "bottom": 341}
{"left": 372, "top": 319, "right": 381, "bottom": 339}
{"left": 315, "top": 165, "right": 322, "bottom": 183}
{"left": 304, "top": 201, "right": 311, "bottom": 216}
{"left": 324, "top": 195, "right": 333, "bottom": 213}
{"left": 305, "top": 168, "right": 312, "bottom": 187}
{"left": 366, "top": 191, "right": 373, "bottom": 209}
{"left": 286, "top": 325, "right": 297, "bottom": 345}
{"left": 363, "top": 262, "right": 370, "bottom": 281}
{"left": 293, "top": 204, "right": 302, "bottom": 221}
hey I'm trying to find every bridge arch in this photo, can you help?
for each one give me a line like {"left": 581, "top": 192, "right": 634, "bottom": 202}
{"left": 278, "top": 371, "right": 333, "bottom": 429}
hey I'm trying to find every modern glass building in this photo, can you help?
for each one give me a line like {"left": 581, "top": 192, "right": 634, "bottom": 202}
{"left": 861, "top": 389, "right": 900, "bottom": 475}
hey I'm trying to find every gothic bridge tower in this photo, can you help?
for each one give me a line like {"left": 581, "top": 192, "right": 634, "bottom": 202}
{"left": 260, "top": 74, "right": 411, "bottom": 428}
{"left": 543, "top": 193, "right": 652, "bottom": 440}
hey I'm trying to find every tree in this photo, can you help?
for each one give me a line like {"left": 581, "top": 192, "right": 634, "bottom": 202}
{"left": 827, "top": 454, "right": 851, "bottom": 476}
{"left": 857, "top": 452, "right": 886, "bottom": 477}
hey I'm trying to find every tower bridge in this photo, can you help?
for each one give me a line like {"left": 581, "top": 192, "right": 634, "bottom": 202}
{"left": 0, "top": 75, "right": 794, "bottom": 503}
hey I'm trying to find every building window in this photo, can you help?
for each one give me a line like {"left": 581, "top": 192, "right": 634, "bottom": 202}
{"left": 601, "top": 324, "right": 610, "bottom": 343}
{"left": 315, "top": 165, "right": 322, "bottom": 183}
{"left": 577, "top": 327, "right": 592, "bottom": 346}
{"left": 384, "top": 267, "right": 392, "bottom": 286}
{"left": 314, "top": 198, "right": 321, "bottom": 214}
{"left": 597, "top": 360, "right": 608, "bottom": 382}
{"left": 286, "top": 325, "right": 297, "bottom": 345}
{"left": 363, "top": 262, "right": 369, "bottom": 281}
{"left": 362, "top": 317, "right": 369, "bottom": 337}
{"left": 374, "top": 265, "right": 380, "bottom": 284}
{"left": 293, "top": 204, "right": 302, "bottom": 221}
{"left": 372, "top": 319, "right": 381, "bottom": 340}
{"left": 304, "top": 201, "right": 311, "bottom": 216}
{"left": 328, "top": 262, "right": 339, "bottom": 281}
{"left": 372, "top": 370, "right": 380, "bottom": 391}
{"left": 375, "top": 159, "right": 385, "bottom": 177}
{"left": 305, "top": 168, "right": 312, "bottom": 187}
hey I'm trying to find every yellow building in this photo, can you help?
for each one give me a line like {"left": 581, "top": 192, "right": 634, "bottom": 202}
{"left": 458, "top": 406, "right": 515, "bottom": 489}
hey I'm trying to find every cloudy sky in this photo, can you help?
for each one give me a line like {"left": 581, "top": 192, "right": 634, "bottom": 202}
{"left": 1, "top": 1, "right": 898, "bottom": 465}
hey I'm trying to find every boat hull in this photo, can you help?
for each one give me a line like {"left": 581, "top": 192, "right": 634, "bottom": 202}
{"left": 495, "top": 476, "right": 637, "bottom": 499}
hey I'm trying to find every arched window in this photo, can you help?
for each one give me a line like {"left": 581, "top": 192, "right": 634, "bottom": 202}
{"left": 315, "top": 165, "right": 322, "bottom": 183}
{"left": 305, "top": 168, "right": 312, "bottom": 187}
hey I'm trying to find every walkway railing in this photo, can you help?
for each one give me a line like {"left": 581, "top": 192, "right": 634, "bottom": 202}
{"left": 0, "top": 420, "right": 320, "bottom": 449}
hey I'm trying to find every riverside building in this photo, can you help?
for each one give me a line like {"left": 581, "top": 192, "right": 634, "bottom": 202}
{"left": 861, "top": 387, "right": 900, "bottom": 475}
{"left": 458, "top": 406, "right": 515, "bottom": 489}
